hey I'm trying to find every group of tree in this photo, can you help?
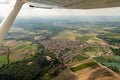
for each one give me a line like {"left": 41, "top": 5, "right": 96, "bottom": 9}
{"left": 110, "top": 47, "right": 120, "bottom": 56}
{"left": 0, "top": 46, "right": 65, "bottom": 80}
{"left": 97, "top": 33, "right": 120, "bottom": 45}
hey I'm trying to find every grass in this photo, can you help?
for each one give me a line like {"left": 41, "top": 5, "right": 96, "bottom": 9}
{"left": 94, "top": 56, "right": 107, "bottom": 63}
{"left": 87, "top": 37, "right": 107, "bottom": 45}
{"left": 6, "top": 41, "right": 39, "bottom": 63}
{"left": 103, "top": 62, "right": 120, "bottom": 72}
{"left": 115, "top": 56, "right": 120, "bottom": 60}
{"left": 0, "top": 55, "right": 7, "bottom": 67}
{"left": 85, "top": 51, "right": 98, "bottom": 57}
{"left": 74, "top": 55, "right": 88, "bottom": 61}
{"left": 107, "top": 35, "right": 120, "bottom": 39}
{"left": 12, "top": 43, "right": 38, "bottom": 53}
{"left": 54, "top": 30, "right": 78, "bottom": 39}
{"left": 76, "top": 35, "right": 92, "bottom": 42}
{"left": 84, "top": 48, "right": 98, "bottom": 52}
{"left": 54, "top": 31, "right": 93, "bottom": 42}
{"left": 71, "top": 61, "right": 97, "bottom": 72}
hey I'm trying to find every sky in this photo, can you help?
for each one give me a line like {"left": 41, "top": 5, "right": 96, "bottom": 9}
{"left": 0, "top": 0, "right": 120, "bottom": 18}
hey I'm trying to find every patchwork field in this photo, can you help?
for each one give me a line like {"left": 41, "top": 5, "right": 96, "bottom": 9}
{"left": 53, "top": 30, "right": 80, "bottom": 41}
{"left": 1, "top": 41, "right": 39, "bottom": 63}
{"left": 71, "top": 61, "right": 97, "bottom": 72}
{"left": 53, "top": 69, "right": 78, "bottom": 80}
{"left": 87, "top": 37, "right": 108, "bottom": 45}
{"left": 76, "top": 35, "right": 92, "bottom": 42}
{"left": 74, "top": 64, "right": 120, "bottom": 80}
{"left": 54, "top": 63, "right": 120, "bottom": 80}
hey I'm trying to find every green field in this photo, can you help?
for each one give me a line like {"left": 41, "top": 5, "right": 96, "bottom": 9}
{"left": 76, "top": 35, "right": 92, "bottom": 42}
{"left": 0, "top": 55, "right": 7, "bottom": 67}
{"left": 71, "top": 61, "right": 97, "bottom": 72}
{"left": 84, "top": 51, "right": 98, "bottom": 57}
{"left": 12, "top": 43, "right": 38, "bottom": 53}
{"left": 103, "top": 62, "right": 120, "bottom": 72}
{"left": 74, "top": 55, "right": 88, "bottom": 61}
{"left": 97, "top": 33, "right": 120, "bottom": 45}
{"left": 54, "top": 30, "right": 78, "bottom": 39}
{"left": 115, "top": 56, "right": 120, "bottom": 60}
{"left": 94, "top": 56, "right": 107, "bottom": 63}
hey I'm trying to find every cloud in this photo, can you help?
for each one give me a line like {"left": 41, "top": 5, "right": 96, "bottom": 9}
{"left": 0, "top": 0, "right": 120, "bottom": 19}
{"left": 18, "top": 7, "right": 120, "bottom": 18}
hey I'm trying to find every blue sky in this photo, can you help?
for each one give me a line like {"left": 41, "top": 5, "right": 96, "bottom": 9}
{"left": 0, "top": 0, "right": 120, "bottom": 18}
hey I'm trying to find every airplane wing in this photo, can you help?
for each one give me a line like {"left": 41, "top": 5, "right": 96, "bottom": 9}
{"left": 28, "top": 2, "right": 58, "bottom": 9}
{"left": 29, "top": 0, "right": 120, "bottom": 9}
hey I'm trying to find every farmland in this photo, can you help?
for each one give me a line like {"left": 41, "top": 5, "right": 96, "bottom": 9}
{"left": 76, "top": 35, "right": 92, "bottom": 42}
{"left": 1, "top": 41, "right": 39, "bottom": 63}
{"left": 73, "top": 54, "right": 88, "bottom": 61}
{"left": 0, "top": 55, "right": 7, "bottom": 66}
{"left": 0, "top": 19, "right": 120, "bottom": 80}
{"left": 71, "top": 61, "right": 97, "bottom": 72}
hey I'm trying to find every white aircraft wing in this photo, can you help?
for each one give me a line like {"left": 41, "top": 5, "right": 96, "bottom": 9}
{"left": 28, "top": 2, "right": 59, "bottom": 9}
{"left": 29, "top": 0, "right": 120, "bottom": 9}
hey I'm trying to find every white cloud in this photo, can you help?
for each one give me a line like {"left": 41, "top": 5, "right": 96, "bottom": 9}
{"left": 18, "top": 7, "right": 120, "bottom": 17}
{"left": 0, "top": 0, "right": 120, "bottom": 18}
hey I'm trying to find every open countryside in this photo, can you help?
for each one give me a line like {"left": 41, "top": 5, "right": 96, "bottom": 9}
{"left": 0, "top": 16, "right": 120, "bottom": 80}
